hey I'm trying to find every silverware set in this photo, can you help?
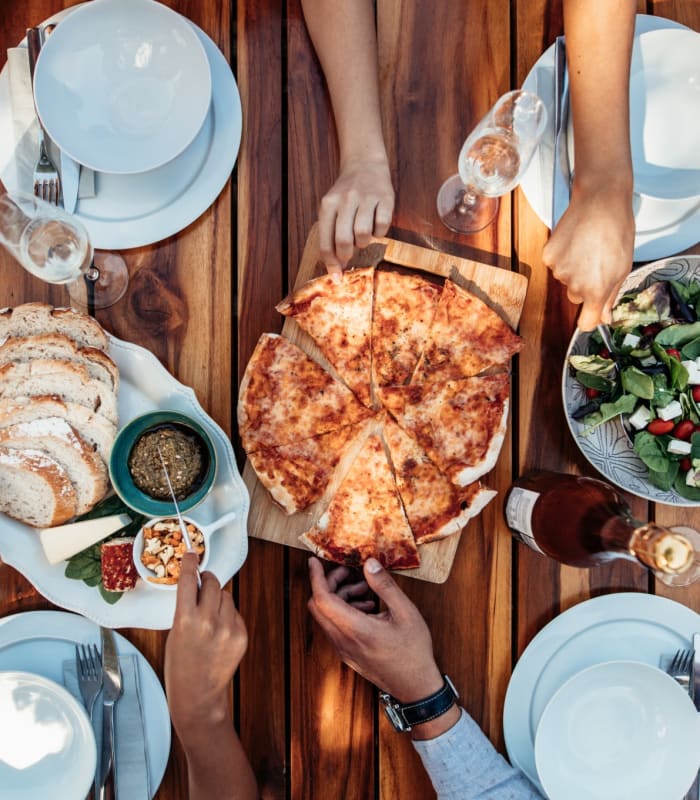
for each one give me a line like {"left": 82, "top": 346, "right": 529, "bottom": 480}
{"left": 664, "top": 637, "right": 700, "bottom": 800}
{"left": 75, "top": 628, "right": 123, "bottom": 800}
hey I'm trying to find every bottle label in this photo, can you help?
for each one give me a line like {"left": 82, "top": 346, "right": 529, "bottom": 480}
{"left": 505, "top": 487, "right": 544, "bottom": 555}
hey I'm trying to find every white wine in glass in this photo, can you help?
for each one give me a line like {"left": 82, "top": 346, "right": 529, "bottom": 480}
{"left": 0, "top": 192, "right": 128, "bottom": 310}
{"left": 437, "top": 90, "right": 547, "bottom": 234}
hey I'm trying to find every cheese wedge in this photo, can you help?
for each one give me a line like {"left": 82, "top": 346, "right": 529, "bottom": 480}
{"left": 39, "top": 513, "right": 132, "bottom": 565}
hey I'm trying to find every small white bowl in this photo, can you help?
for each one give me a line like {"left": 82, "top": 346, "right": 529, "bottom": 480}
{"left": 534, "top": 660, "right": 700, "bottom": 800}
{"left": 133, "top": 511, "right": 236, "bottom": 590}
{"left": 34, "top": 0, "right": 212, "bottom": 174}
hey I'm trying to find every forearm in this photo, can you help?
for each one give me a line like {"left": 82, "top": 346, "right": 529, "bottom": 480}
{"left": 300, "top": 0, "right": 387, "bottom": 166}
{"left": 179, "top": 717, "right": 258, "bottom": 800}
{"left": 563, "top": 0, "right": 636, "bottom": 190}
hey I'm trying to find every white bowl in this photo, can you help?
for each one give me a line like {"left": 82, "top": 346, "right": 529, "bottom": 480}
{"left": 0, "top": 670, "right": 96, "bottom": 800}
{"left": 34, "top": 0, "right": 212, "bottom": 174}
{"left": 134, "top": 514, "right": 211, "bottom": 590}
{"left": 534, "top": 661, "right": 700, "bottom": 800}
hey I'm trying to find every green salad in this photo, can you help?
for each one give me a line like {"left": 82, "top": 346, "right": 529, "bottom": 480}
{"left": 570, "top": 277, "right": 700, "bottom": 499}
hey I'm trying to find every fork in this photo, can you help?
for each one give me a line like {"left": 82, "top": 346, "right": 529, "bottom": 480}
{"left": 665, "top": 648, "right": 698, "bottom": 799}
{"left": 26, "top": 27, "right": 60, "bottom": 204}
{"left": 76, "top": 643, "right": 103, "bottom": 721}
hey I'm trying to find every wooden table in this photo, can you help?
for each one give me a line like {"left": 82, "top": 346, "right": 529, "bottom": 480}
{"left": 1, "top": 1, "right": 699, "bottom": 797}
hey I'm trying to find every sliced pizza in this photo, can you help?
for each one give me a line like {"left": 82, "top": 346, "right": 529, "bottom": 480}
{"left": 411, "top": 280, "right": 523, "bottom": 384}
{"left": 238, "top": 333, "right": 372, "bottom": 453}
{"left": 246, "top": 418, "right": 376, "bottom": 515}
{"left": 300, "top": 434, "right": 420, "bottom": 570}
{"left": 371, "top": 270, "right": 440, "bottom": 390}
{"left": 383, "top": 417, "right": 496, "bottom": 544}
{"left": 276, "top": 267, "right": 374, "bottom": 407}
{"left": 380, "top": 373, "right": 510, "bottom": 487}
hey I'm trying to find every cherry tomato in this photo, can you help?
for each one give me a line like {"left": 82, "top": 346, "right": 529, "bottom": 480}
{"left": 667, "top": 348, "right": 682, "bottom": 360}
{"left": 681, "top": 457, "right": 692, "bottom": 471}
{"left": 674, "top": 420, "right": 695, "bottom": 440}
{"left": 647, "top": 419, "right": 675, "bottom": 435}
{"left": 599, "top": 348, "right": 611, "bottom": 359}
{"left": 585, "top": 387, "right": 600, "bottom": 399}
{"left": 692, "top": 386, "right": 700, "bottom": 402}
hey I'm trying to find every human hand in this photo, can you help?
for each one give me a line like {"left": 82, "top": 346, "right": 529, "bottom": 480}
{"left": 542, "top": 180, "right": 634, "bottom": 330}
{"left": 318, "top": 156, "right": 394, "bottom": 277}
{"left": 307, "top": 556, "right": 443, "bottom": 703}
{"left": 165, "top": 553, "right": 247, "bottom": 736}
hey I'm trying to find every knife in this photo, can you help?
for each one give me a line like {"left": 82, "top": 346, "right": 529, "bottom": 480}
{"left": 100, "top": 626, "right": 123, "bottom": 800}
{"left": 551, "top": 35, "right": 571, "bottom": 228}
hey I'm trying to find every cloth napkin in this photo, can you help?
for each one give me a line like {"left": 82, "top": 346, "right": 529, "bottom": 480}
{"left": 63, "top": 653, "right": 151, "bottom": 800}
{"left": 4, "top": 46, "right": 95, "bottom": 199}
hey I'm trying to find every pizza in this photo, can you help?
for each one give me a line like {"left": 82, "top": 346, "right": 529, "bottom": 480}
{"left": 411, "top": 280, "right": 524, "bottom": 384}
{"left": 238, "top": 333, "right": 372, "bottom": 452}
{"left": 276, "top": 267, "right": 374, "bottom": 407}
{"left": 379, "top": 373, "right": 510, "bottom": 487}
{"left": 300, "top": 434, "right": 420, "bottom": 570}
{"left": 371, "top": 270, "right": 441, "bottom": 389}
{"left": 241, "top": 267, "right": 522, "bottom": 573}
{"left": 383, "top": 417, "right": 497, "bottom": 544}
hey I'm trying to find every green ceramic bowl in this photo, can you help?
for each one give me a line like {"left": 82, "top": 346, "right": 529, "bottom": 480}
{"left": 109, "top": 411, "right": 217, "bottom": 517}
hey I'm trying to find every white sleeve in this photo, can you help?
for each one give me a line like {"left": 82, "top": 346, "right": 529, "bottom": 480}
{"left": 411, "top": 709, "right": 543, "bottom": 800}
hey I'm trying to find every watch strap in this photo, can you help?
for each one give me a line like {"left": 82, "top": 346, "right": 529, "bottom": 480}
{"left": 380, "top": 675, "right": 458, "bottom": 732}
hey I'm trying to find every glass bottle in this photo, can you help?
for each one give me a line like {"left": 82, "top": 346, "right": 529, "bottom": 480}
{"left": 504, "top": 470, "right": 700, "bottom": 586}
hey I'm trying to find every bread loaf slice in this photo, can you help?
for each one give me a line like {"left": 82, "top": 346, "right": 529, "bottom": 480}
{"left": 0, "top": 418, "right": 109, "bottom": 515}
{"left": 0, "top": 333, "right": 118, "bottom": 391}
{"left": 0, "top": 446, "right": 77, "bottom": 527}
{"left": 0, "top": 396, "right": 116, "bottom": 464}
{"left": 0, "top": 303, "right": 108, "bottom": 350}
{"left": 0, "top": 359, "right": 118, "bottom": 424}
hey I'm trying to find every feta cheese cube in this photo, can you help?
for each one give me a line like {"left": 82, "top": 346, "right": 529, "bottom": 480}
{"left": 657, "top": 400, "right": 683, "bottom": 421}
{"left": 668, "top": 438, "right": 692, "bottom": 455}
{"left": 682, "top": 360, "right": 700, "bottom": 384}
{"left": 622, "top": 333, "right": 641, "bottom": 348}
{"left": 687, "top": 467, "right": 700, "bottom": 488}
{"left": 639, "top": 356, "right": 657, "bottom": 367}
{"left": 628, "top": 406, "right": 652, "bottom": 430}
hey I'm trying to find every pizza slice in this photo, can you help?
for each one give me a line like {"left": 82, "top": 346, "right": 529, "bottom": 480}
{"left": 276, "top": 267, "right": 374, "bottom": 407}
{"left": 411, "top": 280, "right": 523, "bottom": 384}
{"left": 371, "top": 270, "right": 440, "bottom": 390}
{"left": 300, "top": 434, "right": 420, "bottom": 570}
{"left": 383, "top": 417, "right": 496, "bottom": 544}
{"left": 247, "top": 417, "right": 376, "bottom": 515}
{"left": 238, "top": 333, "right": 373, "bottom": 452}
{"left": 380, "top": 373, "right": 510, "bottom": 487}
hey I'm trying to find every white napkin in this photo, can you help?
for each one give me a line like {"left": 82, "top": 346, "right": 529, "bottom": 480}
{"left": 63, "top": 654, "right": 151, "bottom": 800}
{"left": 5, "top": 46, "right": 95, "bottom": 199}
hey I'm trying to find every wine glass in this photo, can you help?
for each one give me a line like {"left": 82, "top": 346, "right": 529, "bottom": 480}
{"left": 0, "top": 191, "right": 128, "bottom": 310}
{"left": 437, "top": 90, "right": 547, "bottom": 234}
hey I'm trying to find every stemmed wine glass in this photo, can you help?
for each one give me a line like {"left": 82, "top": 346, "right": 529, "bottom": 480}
{"left": 0, "top": 191, "right": 128, "bottom": 310}
{"left": 437, "top": 90, "right": 547, "bottom": 234}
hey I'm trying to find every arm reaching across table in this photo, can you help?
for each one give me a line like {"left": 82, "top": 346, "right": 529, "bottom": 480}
{"left": 307, "top": 557, "right": 542, "bottom": 798}
{"left": 300, "top": 0, "right": 394, "bottom": 277}
{"left": 165, "top": 553, "right": 259, "bottom": 800}
{"left": 542, "top": 0, "right": 637, "bottom": 331}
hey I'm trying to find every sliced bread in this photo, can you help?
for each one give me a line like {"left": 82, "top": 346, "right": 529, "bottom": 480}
{"left": 0, "top": 333, "right": 118, "bottom": 391}
{"left": 0, "top": 446, "right": 77, "bottom": 527}
{"left": 0, "top": 417, "right": 109, "bottom": 515}
{"left": 0, "top": 303, "right": 109, "bottom": 350}
{"left": 0, "top": 359, "right": 118, "bottom": 424}
{"left": 0, "top": 396, "right": 116, "bottom": 464}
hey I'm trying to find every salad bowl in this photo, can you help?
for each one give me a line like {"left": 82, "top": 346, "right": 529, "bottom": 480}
{"left": 563, "top": 255, "right": 700, "bottom": 506}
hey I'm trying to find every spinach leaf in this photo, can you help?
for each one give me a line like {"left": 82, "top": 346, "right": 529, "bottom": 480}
{"left": 634, "top": 431, "right": 671, "bottom": 474}
{"left": 652, "top": 343, "right": 689, "bottom": 390}
{"left": 652, "top": 374, "right": 676, "bottom": 407}
{"left": 575, "top": 370, "right": 614, "bottom": 392}
{"left": 99, "top": 586, "right": 124, "bottom": 605}
{"left": 647, "top": 462, "right": 678, "bottom": 491}
{"left": 690, "top": 432, "right": 700, "bottom": 461}
{"left": 621, "top": 367, "right": 655, "bottom": 400}
{"left": 582, "top": 394, "right": 638, "bottom": 434}
{"left": 673, "top": 471, "right": 700, "bottom": 501}
{"left": 681, "top": 337, "right": 700, "bottom": 360}
{"left": 655, "top": 322, "right": 700, "bottom": 348}
{"left": 569, "top": 354, "right": 617, "bottom": 378}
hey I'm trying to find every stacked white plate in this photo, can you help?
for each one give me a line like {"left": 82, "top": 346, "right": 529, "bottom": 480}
{"left": 520, "top": 15, "right": 700, "bottom": 262}
{"left": 0, "top": 0, "right": 242, "bottom": 249}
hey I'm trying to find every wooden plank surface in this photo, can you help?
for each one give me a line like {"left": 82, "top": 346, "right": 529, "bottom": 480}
{"left": 244, "top": 223, "right": 528, "bottom": 584}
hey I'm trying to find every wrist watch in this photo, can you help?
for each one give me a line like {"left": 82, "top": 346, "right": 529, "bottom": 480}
{"left": 379, "top": 675, "right": 459, "bottom": 733}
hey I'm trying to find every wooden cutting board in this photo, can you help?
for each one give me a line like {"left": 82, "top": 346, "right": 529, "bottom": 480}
{"left": 243, "top": 223, "right": 528, "bottom": 583}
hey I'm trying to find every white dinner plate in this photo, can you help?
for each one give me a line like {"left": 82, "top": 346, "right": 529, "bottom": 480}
{"left": 0, "top": 610, "right": 170, "bottom": 799}
{"left": 562, "top": 254, "right": 700, "bottom": 506}
{"left": 520, "top": 14, "right": 700, "bottom": 262}
{"left": 0, "top": 334, "right": 250, "bottom": 629}
{"left": 0, "top": 670, "right": 96, "bottom": 800}
{"left": 0, "top": 5, "right": 242, "bottom": 249}
{"left": 503, "top": 592, "right": 700, "bottom": 793}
